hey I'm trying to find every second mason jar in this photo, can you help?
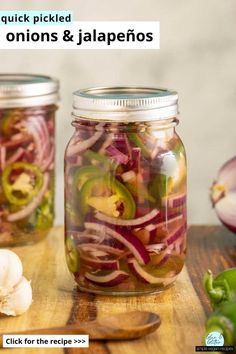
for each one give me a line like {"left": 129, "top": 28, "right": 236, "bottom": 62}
{"left": 65, "top": 87, "right": 187, "bottom": 295}
{"left": 0, "top": 74, "right": 59, "bottom": 247}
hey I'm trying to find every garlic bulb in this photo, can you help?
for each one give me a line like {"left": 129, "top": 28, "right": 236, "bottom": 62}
{"left": 0, "top": 249, "right": 32, "bottom": 316}
{"left": 0, "top": 249, "right": 23, "bottom": 297}
{"left": 0, "top": 277, "right": 32, "bottom": 316}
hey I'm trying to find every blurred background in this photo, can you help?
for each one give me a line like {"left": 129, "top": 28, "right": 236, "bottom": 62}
{"left": 1, "top": 0, "right": 236, "bottom": 225}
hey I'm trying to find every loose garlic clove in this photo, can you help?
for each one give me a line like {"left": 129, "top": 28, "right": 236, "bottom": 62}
{"left": 0, "top": 250, "right": 23, "bottom": 297}
{"left": 0, "top": 276, "right": 32, "bottom": 316}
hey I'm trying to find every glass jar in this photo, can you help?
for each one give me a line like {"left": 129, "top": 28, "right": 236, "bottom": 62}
{"left": 0, "top": 74, "right": 59, "bottom": 247}
{"left": 64, "top": 87, "right": 187, "bottom": 295}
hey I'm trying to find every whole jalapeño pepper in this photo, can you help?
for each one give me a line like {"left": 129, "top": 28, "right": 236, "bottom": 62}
{"left": 204, "top": 269, "right": 236, "bottom": 308}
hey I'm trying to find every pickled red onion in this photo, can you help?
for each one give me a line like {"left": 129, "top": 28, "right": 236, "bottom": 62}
{"left": 66, "top": 130, "right": 103, "bottom": 156}
{"left": 85, "top": 270, "right": 129, "bottom": 286}
{"left": 146, "top": 243, "right": 167, "bottom": 253}
{"left": 80, "top": 243, "right": 123, "bottom": 256}
{"left": 128, "top": 259, "right": 173, "bottom": 285}
{"left": 98, "top": 135, "right": 113, "bottom": 154}
{"left": 165, "top": 224, "right": 186, "bottom": 246}
{"left": 23, "top": 116, "right": 54, "bottom": 172}
{"left": 85, "top": 222, "right": 150, "bottom": 265}
{"left": 0, "top": 147, "right": 6, "bottom": 171}
{"left": 80, "top": 255, "right": 119, "bottom": 270}
{"left": 94, "top": 208, "right": 159, "bottom": 227}
{"left": 106, "top": 145, "right": 129, "bottom": 165}
{"left": 162, "top": 193, "right": 186, "bottom": 208}
{"left": 145, "top": 214, "right": 183, "bottom": 232}
{"left": 6, "top": 148, "right": 25, "bottom": 165}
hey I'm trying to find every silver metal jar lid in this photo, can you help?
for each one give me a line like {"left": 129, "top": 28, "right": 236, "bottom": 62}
{"left": 73, "top": 86, "right": 178, "bottom": 122}
{"left": 0, "top": 74, "right": 59, "bottom": 108}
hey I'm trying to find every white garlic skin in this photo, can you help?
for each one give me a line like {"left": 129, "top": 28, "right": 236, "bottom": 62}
{"left": 0, "top": 276, "right": 32, "bottom": 316}
{"left": 0, "top": 250, "right": 23, "bottom": 297}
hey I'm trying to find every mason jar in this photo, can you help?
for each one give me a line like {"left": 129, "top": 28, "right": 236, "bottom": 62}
{"left": 64, "top": 87, "right": 187, "bottom": 295}
{"left": 0, "top": 74, "right": 59, "bottom": 247}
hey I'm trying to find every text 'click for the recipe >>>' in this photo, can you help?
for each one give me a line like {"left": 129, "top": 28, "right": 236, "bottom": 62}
{"left": 3, "top": 335, "right": 89, "bottom": 348}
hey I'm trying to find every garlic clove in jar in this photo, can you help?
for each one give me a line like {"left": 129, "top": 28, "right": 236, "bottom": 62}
{"left": 0, "top": 250, "right": 23, "bottom": 297}
{"left": 0, "top": 276, "right": 32, "bottom": 316}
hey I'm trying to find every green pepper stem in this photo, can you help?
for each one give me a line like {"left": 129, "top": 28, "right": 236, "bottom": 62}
{"left": 203, "top": 270, "right": 225, "bottom": 306}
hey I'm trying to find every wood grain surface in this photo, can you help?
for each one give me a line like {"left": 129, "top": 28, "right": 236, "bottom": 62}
{"left": 0, "top": 225, "right": 235, "bottom": 354}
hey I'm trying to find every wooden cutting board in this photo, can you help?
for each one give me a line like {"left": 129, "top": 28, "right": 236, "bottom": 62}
{"left": 0, "top": 225, "right": 236, "bottom": 354}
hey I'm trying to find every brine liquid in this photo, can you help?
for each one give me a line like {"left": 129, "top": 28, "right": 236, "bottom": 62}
{"left": 0, "top": 106, "right": 56, "bottom": 246}
{"left": 65, "top": 120, "right": 187, "bottom": 295}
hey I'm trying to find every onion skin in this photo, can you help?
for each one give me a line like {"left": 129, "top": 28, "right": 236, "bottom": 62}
{"left": 210, "top": 156, "right": 236, "bottom": 233}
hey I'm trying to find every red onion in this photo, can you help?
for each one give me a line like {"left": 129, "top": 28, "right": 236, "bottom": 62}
{"left": 150, "top": 140, "right": 159, "bottom": 160}
{"left": 210, "top": 156, "right": 236, "bottom": 233}
{"left": 94, "top": 208, "right": 159, "bottom": 227}
{"left": 172, "top": 236, "right": 185, "bottom": 255}
{"left": 80, "top": 243, "right": 123, "bottom": 256}
{"left": 131, "top": 147, "right": 141, "bottom": 172}
{"left": 113, "top": 133, "right": 131, "bottom": 157}
{"left": 165, "top": 224, "right": 186, "bottom": 246}
{"left": 121, "top": 170, "right": 136, "bottom": 182}
{"left": 72, "top": 231, "right": 106, "bottom": 244}
{"left": 84, "top": 222, "right": 150, "bottom": 265}
{"left": 132, "top": 228, "right": 151, "bottom": 245}
{"left": 25, "top": 117, "right": 54, "bottom": 171}
{"left": 80, "top": 255, "right": 119, "bottom": 270}
{"left": 67, "top": 130, "right": 103, "bottom": 156}
{"left": 146, "top": 243, "right": 167, "bottom": 253}
{"left": 85, "top": 270, "right": 129, "bottom": 287}
{"left": 7, "top": 173, "right": 50, "bottom": 222}
{"left": 149, "top": 249, "right": 169, "bottom": 266}
{"left": 162, "top": 193, "right": 186, "bottom": 208}
{"left": 0, "top": 147, "right": 6, "bottom": 171}
{"left": 105, "top": 145, "right": 129, "bottom": 165}
{"left": 124, "top": 133, "right": 132, "bottom": 159}
{"left": 2, "top": 135, "right": 31, "bottom": 149}
{"left": 6, "top": 148, "right": 25, "bottom": 165}
{"left": 41, "top": 145, "right": 54, "bottom": 172}
{"left": 98, "top": 135, "right": 113, "bottom": 154}
{"left": 128, "top": 259, "right": 173, "bottom": 285}
{"left": 80, "top": 246, "right": 108, "bottom": 258}
{"left": 146, "top": 214, "right": 183, "bottom": 232}
{"left": 143, "top": 214, "right": 184, "bottom": 243}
